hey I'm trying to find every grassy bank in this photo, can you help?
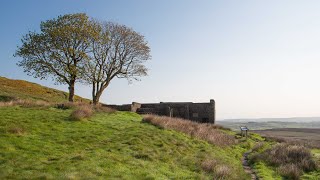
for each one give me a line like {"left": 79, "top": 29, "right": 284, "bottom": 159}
{"left": 0, "top": 106, "right": 252, "bottom": 179}
{"left": 0, "top": 76, "right": 88, "bottom": 103}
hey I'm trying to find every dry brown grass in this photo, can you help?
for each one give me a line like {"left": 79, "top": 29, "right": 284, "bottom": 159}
{"left": 214, "top": 165, "right": 232, "bottom": 179}
{"left": 0, "top": 99, "right": 51, "bottom": 107}
{"left": 69, "top": 105, "right": 93, "bottom": 121}
{"left": 253, "top": 143, "right": 318, "bottom": 179}
{"left": 251, "top": 142, "right": 265, "bottom": 152}
{"left": 201, "top": 159, "right": 232, "bottom": 179}
{"left": 277, "top": 164, "right": 302, "bottom": 180}
{"left": 7, "top": 126, "right": 25, "bottom": 135}
{"left": 142, "top": 115, "right": 236, "bottom": 146}
{"left": 201, "top": 159, "right": 220, "bottom": 172}
{"left": 265, "top": 143, "right": 316, "bottom": 170}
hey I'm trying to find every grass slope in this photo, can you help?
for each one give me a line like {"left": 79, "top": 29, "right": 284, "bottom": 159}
{"left": 0, "top": 76, "right": 88, "bottom": 103}
{"left": 0, "top": 106, "right": 251, "bottom": 179}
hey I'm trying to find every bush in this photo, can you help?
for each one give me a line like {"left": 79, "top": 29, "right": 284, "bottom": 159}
{"left": 251, "top": 143, "right": 318, "bottom": 179}
{"left": 69, "top": 106, "right": 93, "bottom": 121}
{"left": 214, "top": 165, "right": 232, "bottom": 179}
{"left": 277, "top": 164, "right": 302, "bottom": 180}
{"left": 201, "top": 158, "right": 232, "bottom": 179}
{"left": 265, "top": 144, "right": 316, "bottom": 171}
{"left": 201, "top": 159, "right": 219, "bottom": 172}
{"left": 251, "top": 142, "right": 266, "bottom": 152}
{"left": 142, "top": 115, "right": 236, "bottom": 146}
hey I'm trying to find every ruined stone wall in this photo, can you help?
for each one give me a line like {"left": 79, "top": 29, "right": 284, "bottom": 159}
{"left": 106, "top": 99, "right": 215, "bottom": 124}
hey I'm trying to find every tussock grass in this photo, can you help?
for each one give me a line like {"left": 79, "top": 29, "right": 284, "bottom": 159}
{"left": 0, "top": 99, "right": 51, "bottom": 107}
{"left": 214, "top": 164, "right": 232, "bottom": 179}
{"left": 69, "top": 105, "right": 93, "bottom": 121}
{"left": 7, "top": 126, "right": 25, "bottom": 135}
{"left": 201, "top": 158, "right": 232, "bottom": 179}
{"left": 142, "top": 114, "right": 236, "bottom": 147}
{"left": 277, "top": 164, "right": 302, "bottom": 180}
{"left": 251, "top": 143, "right": 318, "bottom": 179}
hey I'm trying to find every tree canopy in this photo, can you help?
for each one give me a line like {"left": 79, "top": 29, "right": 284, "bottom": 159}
{"left": 15, "top": 13, "right": 151, "bottom": 104}
{"left": 84, "top": 21, "right": 151, "bottom": 104}
{"left": 15, "top": 13, "right": 98, "bottom": 102}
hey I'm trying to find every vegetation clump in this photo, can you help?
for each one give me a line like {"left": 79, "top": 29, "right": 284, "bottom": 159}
{"left": 7, "top": 126, "right": 25, "bottom": 135}
{"left": 250, "top": 143, "right": 318, "bottom": 179}
{"left": 0, "top": 99, "right": 51, "bottom": 108}
{"left": 69, "top": 105, "right": 93, "bottom": 121}
{"left": 142, "top": 114, "right": 236, "bottom": 146}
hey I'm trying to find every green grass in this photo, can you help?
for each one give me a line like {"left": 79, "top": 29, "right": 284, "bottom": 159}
{"left": 0, "top": 106, "right": 252, "bottom": 179}
{"left": 0, "top": 76, "right": 88, "bottom": 103}
{"left": 253, "top": 162, "right": 281, "bottom": 180}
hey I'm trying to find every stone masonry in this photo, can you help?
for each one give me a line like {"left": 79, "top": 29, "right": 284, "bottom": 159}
{"left": 107, "top": 99, "right": 216, "bottom": 124}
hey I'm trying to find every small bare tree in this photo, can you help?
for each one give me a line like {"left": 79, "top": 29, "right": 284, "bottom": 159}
{"left": 84, "top": 22, "right": 151, "bottom": 105}
{"left": 15, "top": 13, "right": 97, "bottom": 102}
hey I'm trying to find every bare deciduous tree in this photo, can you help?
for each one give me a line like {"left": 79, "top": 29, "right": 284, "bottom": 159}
{"left": 15, "top": 13, "right": 97, "bottom": 102}
{"left": 84, "top": 22, "right": 151, "bottom": 105}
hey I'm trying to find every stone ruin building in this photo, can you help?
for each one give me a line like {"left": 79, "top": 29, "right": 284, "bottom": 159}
{"left": 107, "top": 99, "right": 216, "bottom": 124}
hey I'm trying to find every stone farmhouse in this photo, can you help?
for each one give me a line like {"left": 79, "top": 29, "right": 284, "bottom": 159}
{"left": 107, "top": 99, "right": 216, "bottom": 124}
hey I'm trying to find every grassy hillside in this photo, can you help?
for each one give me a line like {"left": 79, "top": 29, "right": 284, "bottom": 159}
{"left": 0, "top": 106, "right": 253, "bottom": 179}
{"left": 0, "top": 76, "right": 88, "bottom": 103}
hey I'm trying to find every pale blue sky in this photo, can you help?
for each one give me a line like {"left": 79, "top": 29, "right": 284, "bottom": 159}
{"left": 1, "top": 0, "right": 320, "bottom": 119}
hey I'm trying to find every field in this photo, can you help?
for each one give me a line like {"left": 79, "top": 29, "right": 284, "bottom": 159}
{"left": 0, "top": 106, "right": 253, "bottom": 179}
{"left": 218, "top": 120, "right": 320, "bottom": 130}
{"left": 253, "top": 128, "right": 320, "bottom": 148}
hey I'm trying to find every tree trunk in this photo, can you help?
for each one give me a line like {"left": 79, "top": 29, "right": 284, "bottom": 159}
{"left": 93, "top": 91, "right": 103, "bottom": 105}
{"left": 68, "top": 80, "right": 75, "bottom": 102}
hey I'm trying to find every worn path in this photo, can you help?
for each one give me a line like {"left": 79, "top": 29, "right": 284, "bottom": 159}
{"left": 242, "top": 150, "right": 258, "bottom": 180}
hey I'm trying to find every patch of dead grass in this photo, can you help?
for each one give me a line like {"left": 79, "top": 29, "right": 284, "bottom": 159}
{"left": 142, "top": 114, "right": 236, "bottom": 146}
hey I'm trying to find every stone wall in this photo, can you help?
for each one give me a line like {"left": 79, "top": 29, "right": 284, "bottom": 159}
{"left": 106, "top": 99, "right": 216, "bottom": 124}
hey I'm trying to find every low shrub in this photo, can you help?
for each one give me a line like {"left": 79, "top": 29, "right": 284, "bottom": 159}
{"left": 277, "top": 164, "right": 302, "bottom": 180}
{"left": 142, "top": 115, "right": 236, "bottom": 146}
{"left": 201, "top": 159, "right": 219, "bottom": 172}
{"left": 214, "top": 165, "right": 232, "bottom": 179}
{"left": 251, "top": 142, "right": 266, "bottom": 152}
{"left": 201, "top": 158, "right": 232, "bottom": 179}
{"left": 265, "top": 144, "right": 316, "bottom": 171}
{"left": 251, "top": 143, "right": 318, "bottom": 179}
{"left": 69, "top": 106, "right": 93, "bottom": 121}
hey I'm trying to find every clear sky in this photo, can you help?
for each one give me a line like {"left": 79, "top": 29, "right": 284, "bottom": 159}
{"left": 1, "top": 0, "right": 320, "bottom": 119}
